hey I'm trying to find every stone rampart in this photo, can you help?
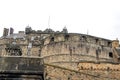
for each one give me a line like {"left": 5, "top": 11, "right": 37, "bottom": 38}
{"left": 44, "top": 62, "right": 120, "bottom": 80}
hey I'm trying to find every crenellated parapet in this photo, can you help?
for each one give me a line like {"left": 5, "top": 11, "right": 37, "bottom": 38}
{"left": 41, "top": 34, "right": 114, "bottom": 63}
{"left": 25, "top": 26, "right": 68, "bottom": 34}
{"left": 0, "top": 27, "right": 120, "bottom": 79}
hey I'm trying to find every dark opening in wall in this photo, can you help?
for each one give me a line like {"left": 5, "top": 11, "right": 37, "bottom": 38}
{"left": 107, "top": 67, "right": 110, "bottom": 71}
{"left": 96, "top": 39, "right": 99, "bottom": 44}
{"left": 86, "top": 47, "right": 89, "bottom": 54}
{"left": 81, "top": 66, "right": 83, "bottom": 69}
{"left": 96, "top": 50, "right": 99, "bottom": 59}
{"left": 51, "top": 37, "right": 54, "bottom": 42}
{"left": 108, "top": 42, "right": 111, "bottom": 47}
{"left": 118, "top": 58, "right": 120, "bottom": 62}
{"left": 91, "top": 66, "right": 93, "bottom": 70}
{"left": 82, "top": 36, "right": 85, "bottom": 38}
{"left": 109, "top": 52, "right": 113, "bottom": 58}
{"left": 81, "top": 36, "right": 86, "bottom": 42}
{"left": 65, "top": 34, "right": 69, "bottom": 41}
{"left": 69, "top": 47, "right": 72, "bottom": 56}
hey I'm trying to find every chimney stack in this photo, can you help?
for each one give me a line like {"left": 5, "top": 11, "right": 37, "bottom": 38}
{"left": 3, "top": 28, "right": 9, "bottom": 36}
{"left": 10, "top": 27, "right": 14, "bottom": 34}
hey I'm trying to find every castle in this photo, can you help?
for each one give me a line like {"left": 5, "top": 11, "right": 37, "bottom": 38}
{"left": 0, "top": 26, "right": 120, "bottom": 80}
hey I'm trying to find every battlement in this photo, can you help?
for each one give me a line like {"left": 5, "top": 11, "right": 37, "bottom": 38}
{"left": 0, "top": 27, "right": 120, "bottom": 80}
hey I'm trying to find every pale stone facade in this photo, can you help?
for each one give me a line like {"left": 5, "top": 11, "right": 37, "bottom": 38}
{"left": 0, "top": 27, "right": 120, "bottom": 80}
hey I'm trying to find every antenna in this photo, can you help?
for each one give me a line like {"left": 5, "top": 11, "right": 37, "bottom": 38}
{"left": 48, "top": 16, "right": 50, "bottom": 28}
{"left": 87, "top": 29, "right": 89, "bottom": 35}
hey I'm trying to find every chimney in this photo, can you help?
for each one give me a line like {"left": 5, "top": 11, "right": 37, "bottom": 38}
{"left": 10, "top": 27, "right": 14, "bottom": 34}
{"left": 3, "top": 28, "right": 9, "bottom": 36}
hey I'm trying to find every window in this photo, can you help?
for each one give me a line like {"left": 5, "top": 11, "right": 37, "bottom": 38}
{"left": 109, "top": 52, "right": 113, "bottom": 58}
{"left": 65, "top": 34, "right": 69, "bottom": 41}
{"left": 51, "top": 37, "right": 54, "bottom": 42}
{"left": 108, "top": 42, "right": 111, "bottom": 47}
{"left": 96, "top": 39, "right": 99, "bottom": 44}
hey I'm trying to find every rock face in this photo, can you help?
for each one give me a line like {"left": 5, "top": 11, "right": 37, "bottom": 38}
{"left": 0, "top": 27, "right": 120, "bottom": 80}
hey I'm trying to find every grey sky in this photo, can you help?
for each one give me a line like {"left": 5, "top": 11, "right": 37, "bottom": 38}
{"left": 0, "top": 0, "right": 120, "bottom": 40}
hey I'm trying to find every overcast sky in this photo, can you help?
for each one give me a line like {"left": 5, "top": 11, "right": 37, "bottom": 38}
{"left": 0, "top": 0, "right": 120, "bottom": 40}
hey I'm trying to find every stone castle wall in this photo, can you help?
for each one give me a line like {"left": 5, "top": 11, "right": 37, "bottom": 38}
{"left": 0, "top": 28, "right": 120, "bottom": 80}
{"left": 41, "top": 36, "right": 113, "bottom": 63}
{"left": 41, "top": 34, "right": 120, "bottom": 80}
{"left": 45, "top": 62, "right": 120, "bottom": 80}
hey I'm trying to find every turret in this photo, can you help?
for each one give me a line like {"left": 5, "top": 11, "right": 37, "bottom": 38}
{"left": 25, "top": 26, "right": 32, "bottom": 34}
{"left": 62, "top": 26, "right": 68, "bottom": 33}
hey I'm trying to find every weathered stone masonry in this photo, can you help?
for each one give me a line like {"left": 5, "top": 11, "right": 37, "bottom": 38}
{"left": 0, "top": 27, "right": 120, "bottom": 80}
